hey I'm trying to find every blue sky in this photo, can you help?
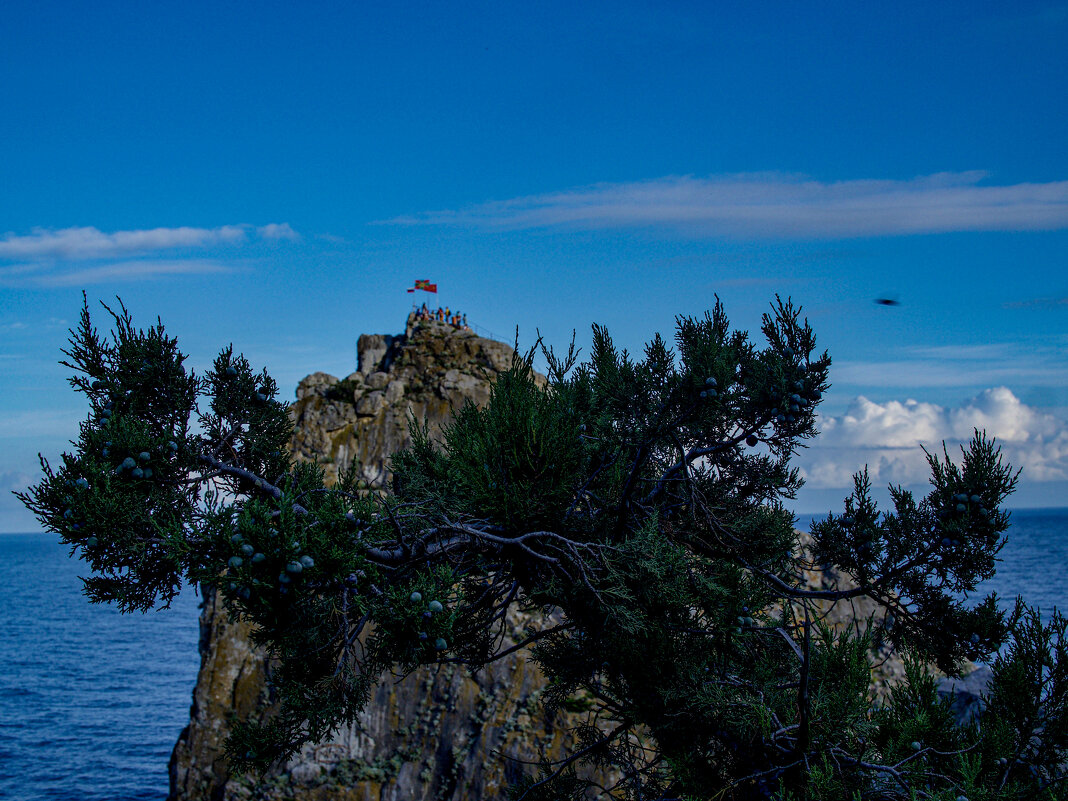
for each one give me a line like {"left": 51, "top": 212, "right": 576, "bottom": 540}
{"left": 1, "top": 1, "right": 1066, "bottom": 530}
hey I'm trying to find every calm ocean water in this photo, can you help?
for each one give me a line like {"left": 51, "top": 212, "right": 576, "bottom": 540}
{"left": 2, "top": 507, "right": 1067, "bottom": 800}
{"left": 0, "top": 534, "right": 201, "bottom": 801}
{"left": 795, "top": 507, "right": 1068, "bottom": 618}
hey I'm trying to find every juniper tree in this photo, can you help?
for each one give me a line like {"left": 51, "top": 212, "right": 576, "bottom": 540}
{"left": 18, "top": 293, "right": 1068, "bottom": 801}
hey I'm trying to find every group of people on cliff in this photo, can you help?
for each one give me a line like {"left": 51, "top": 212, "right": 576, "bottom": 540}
{"left": 416, "top": 303, "right": 468, "bottom": 330}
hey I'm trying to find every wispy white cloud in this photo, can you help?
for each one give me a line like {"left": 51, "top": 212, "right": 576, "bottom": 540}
{"left": 0, "top": 223, "right": 300, "bottom": 261}
{"left": 0, "top": 263, "right": 45, "bottom": 277}
{"left": 0, "top": 223, "right": 301, "bottom": 286}
{"left": 315, "top": 232, "right": 347, "bottom": 244}
{"left": 0, "top": 409, "right": 84, "bottom": 439}
{"left": 0, "top": 470, "right": 34, "bottom": 494}
{"left": 833, "top": 341, "right": 1068, "bottom": 389}
{"left": 383, "top": 172, "right": 1068, "bottom": 238}
{"left": 0, "top": 225, "right": 249, "bottom": 260}
{"left": 0, "top": 259, "right": 239, "bottom": 288}
{"left": 257, "top": 223, "right": 300, "bottom": 240}
{"left": 1004, "top": 296, "right": 1068, "bottom": 309}
{"left": 798, "top": 388, "right": 1068, "bottom": 489}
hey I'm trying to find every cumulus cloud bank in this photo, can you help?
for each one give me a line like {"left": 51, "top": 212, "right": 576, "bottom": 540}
{"left": 385, "top": 172, "right": 1068, "bottom": 238}
{"left": 798, "top": 387, "right": 1068, "bottom": 489}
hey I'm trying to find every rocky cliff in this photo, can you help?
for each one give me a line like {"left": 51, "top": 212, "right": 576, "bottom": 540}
{"left": 169, "top": 317, "right": 624, "bottom": 801}
{"left": 168, "top": 315, "right": 913, "bottom": 800}
{"left": 287, "top": 316, "right": 518, "bottom": 491}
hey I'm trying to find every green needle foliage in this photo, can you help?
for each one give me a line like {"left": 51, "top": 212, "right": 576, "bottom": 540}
{"left": 18, "top": 293, "right": 1068, "bottom": 801}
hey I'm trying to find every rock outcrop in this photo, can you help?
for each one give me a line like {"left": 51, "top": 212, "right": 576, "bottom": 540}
{"left": 169, "top": 315, "right": 910, "bottom": 800}
{"left": 289, "top": 317, "right": 517, "bottom": 491}
{"left": 937, "top": 665, "right": 992, "bottom": 727}
{"left": 169, "top": 317, "right": 621, "bottom": 801}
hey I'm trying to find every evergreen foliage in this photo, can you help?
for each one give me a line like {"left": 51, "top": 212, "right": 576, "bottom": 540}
{"left": 18, "top": 293, "right": 1068, "bottom": 800}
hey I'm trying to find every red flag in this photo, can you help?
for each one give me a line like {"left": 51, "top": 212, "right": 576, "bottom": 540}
{"left": 414, "top": 279, "right": 437, "bottom": 293}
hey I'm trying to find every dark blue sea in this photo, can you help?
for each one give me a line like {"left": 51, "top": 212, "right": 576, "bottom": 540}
{"left": 795, "top": 507, "right": 1068, "bottom": 619}
{"left": 0, "top": 535, "right": 200, "bottom": 801}
{"left": 2, "top": 508, "right": 1067, "bottom": 800}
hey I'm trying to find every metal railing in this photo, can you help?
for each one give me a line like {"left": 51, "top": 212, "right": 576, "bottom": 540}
{"left": 466, "top": 321, "right": 510, "bottom": 344}
{"left": 408, "top": 307, "right": 510, "bottom": 346}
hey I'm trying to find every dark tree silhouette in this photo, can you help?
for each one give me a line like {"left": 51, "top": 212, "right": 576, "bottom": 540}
{"left": 18, "top": 294, "right": 1068, "bottom": 801}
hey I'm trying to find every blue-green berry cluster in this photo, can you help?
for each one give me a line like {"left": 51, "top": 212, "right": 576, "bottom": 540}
{"left": 112, "top": 451, "right": 153, "bottom": 480}
{"left": 940, "top": 490, "right": 996, "bottom": 523}
{"left": 105, "top": 437, "right": 180, "bottom": 482}
{"left": 699, "top": 376, "right": 718, "bottom": 400}
{"left": 224, "top": 527, "right": 317, "bottom": 601}
{"left": 768, "top": 376, "right": 821, "bottom": 428}
{"left": 408, "top": 590, "right": 449, "bottom": 652}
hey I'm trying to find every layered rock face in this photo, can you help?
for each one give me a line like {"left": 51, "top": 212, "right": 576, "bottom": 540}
{"left": 169, "top": 318, "right": 621, "bottom": 801}
{"left": 289, "top": 317, "right": 517, "bottom": 491}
